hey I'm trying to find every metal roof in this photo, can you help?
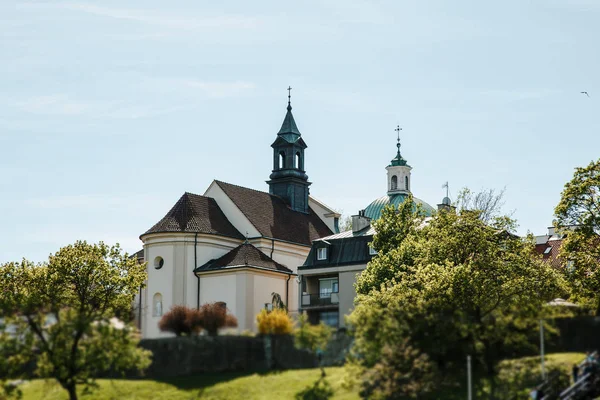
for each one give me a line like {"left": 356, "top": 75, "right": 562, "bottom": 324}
{"left": 364, "top": 194, "right": 435, "bottom": 221}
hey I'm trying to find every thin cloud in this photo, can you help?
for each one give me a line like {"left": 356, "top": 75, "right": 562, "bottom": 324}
{"left": 53, "top": 3, "right": 263, "bottom": 31}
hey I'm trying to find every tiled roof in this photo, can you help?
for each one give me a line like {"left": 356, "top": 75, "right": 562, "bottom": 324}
{"left": 535, "top": 237, "right": 565, "bottom": 269}
{"left": 142, "top": 192, "right": 244, "bottom": 239}
{"left": 214, "top": 181, "right": 333, "bottom": 245}
{"left": 195, "top": 243, "right": 292, "bottom": 274}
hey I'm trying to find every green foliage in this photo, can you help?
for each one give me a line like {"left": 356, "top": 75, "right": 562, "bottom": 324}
{"left": 555, "top": 158, "right": 600, "bottom": 314}
{"left": 0, "top": 241, "right": 152, "bottom": 400}
{"left": 295, "top": 377, "right": 334, "bottom": 400}
{"left": 355, "top": 195, "right": 424, "bottom": 295}
{"left": 348, "top": 203, "right": 566, "bottom": 398}
{"left": 294, "top": 314, "right": 332, "bottom": 354}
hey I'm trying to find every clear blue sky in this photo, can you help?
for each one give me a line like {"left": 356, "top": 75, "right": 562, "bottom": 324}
{"left": 1, "top": 0, "right": 599, "bottom": 263}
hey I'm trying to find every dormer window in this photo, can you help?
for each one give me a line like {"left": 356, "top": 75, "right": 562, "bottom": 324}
{"left": 369, "top": 246, "right": 377, "bottom": 256}
{"left": 317, "top": 247, "right": 327, "bottom": 260}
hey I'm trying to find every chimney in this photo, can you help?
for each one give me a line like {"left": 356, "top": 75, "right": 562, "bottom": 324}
{"left": 547, "top": 226, "right": 555, "bottom": 236}
{"left": 352, "top": 210, "right": 371, "bottom": 233}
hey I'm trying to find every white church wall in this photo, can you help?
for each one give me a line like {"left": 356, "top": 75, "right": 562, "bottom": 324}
{"left": 250, "top": 238, "right": 308, "bottom": 274}
{"left": 308, "top": 197, "right": 339, "bottom": 233}
{"left": 199, "top": 272, "right": 239, "bottom": 323}
{"left": 203, "top": 182, "right": 261, "bottom": 238}
{"left": 141, "top": 233, "right": 242, "bottom": 338}
{"left": 251, "top": 271, "right": 294, "bottom": 330}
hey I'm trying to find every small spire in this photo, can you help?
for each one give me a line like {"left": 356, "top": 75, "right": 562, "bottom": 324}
{"left": 277, "top": 86, "right": 301, "bottom": 136}
{"left": 395, "top": 125, "right": 402, "bottom": 157}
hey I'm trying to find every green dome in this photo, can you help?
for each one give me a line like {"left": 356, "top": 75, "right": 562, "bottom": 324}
{"left": 364, "top": 194, "right": 435, "bottom": 221}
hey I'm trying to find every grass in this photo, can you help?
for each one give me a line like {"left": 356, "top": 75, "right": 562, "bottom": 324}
{"left": 19, "top": 367, "right": 359, "bottom": 400}
{"left": 18, "top": 353, "right": 587, "bottom": 400}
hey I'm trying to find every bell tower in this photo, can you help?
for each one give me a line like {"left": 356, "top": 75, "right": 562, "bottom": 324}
{"left": 267, "top": 87, "right": 311, "bottom": 213}
{"left": 386, "top": 125, "right": 412, "bottom": 195}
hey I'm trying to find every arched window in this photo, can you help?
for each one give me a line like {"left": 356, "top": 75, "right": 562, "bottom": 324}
{"left": 279, "top": 151, "right": 286, "bottom": 169}
{"left": 405, "top": 176, "right": 409, "bottom": 191}
{"left": 391, "top": 175, "right": 398, "bottom": 190}
{"left": 296, "top": 152, "right": 302, "bottom": 170}
{"left": 153, "top": 293, "right": 163, "bottom": 317}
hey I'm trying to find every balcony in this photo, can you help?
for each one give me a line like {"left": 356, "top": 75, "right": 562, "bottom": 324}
{"left": 301, "top": 291, "right": 339, "bottom": 308}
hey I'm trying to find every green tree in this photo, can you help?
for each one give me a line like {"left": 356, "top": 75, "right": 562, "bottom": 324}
{"left": 0, "top": 242, "right": 152, "bottom": 400}
{"left": 355, "top": 194, "right": 425, "bottom": 295}
{"left": 348, "top": 206, "right": 565, "bottom": 399}
{"left": 555, "top": 158, "right": 600, "bottom": 314}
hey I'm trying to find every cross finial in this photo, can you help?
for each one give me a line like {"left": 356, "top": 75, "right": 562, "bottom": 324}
{"left": 442, "top": 181, "right": 449, "bottom": 198}
{"left": 287, "top": 86, "right": 292, "bottom": 104}
{"left": 395, "top": 125, "right": 402, "bottom": 153}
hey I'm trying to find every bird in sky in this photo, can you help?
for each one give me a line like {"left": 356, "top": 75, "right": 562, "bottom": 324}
{"left": 581, "top": 91, "right": 590, "bottom": 97}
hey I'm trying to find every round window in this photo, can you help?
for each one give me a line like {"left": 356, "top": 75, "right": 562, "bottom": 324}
{"left": 154, "top": 256, "right": 164, "bottom": 270}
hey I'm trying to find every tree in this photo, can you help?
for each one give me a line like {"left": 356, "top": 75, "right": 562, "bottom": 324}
{"left": 555, "top": 158, "right": 600, "bottom": 314}
{"left": 294, "top": 314, "right": 332, "bottom": 377}
{"left": 348, "top": 206, "right": 565, "bottom": 399}
{"left": 455, "top": 187, "right": 509, "bottom": 224}
{"left": 355, "top": 194, "right": 425, "bottom": 295}
{"left": 0, "top": 242, "right": 151, "bottom": 400}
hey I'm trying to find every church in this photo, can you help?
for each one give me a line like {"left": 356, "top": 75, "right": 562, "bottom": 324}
{"left": 136, "top": 94, "right": 438, "bottom": 338}
{"left": 137, "top": 96, "right": 340, "bottom": 338}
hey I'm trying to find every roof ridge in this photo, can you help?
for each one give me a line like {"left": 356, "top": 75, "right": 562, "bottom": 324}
{"left": 214, "top": 180, "right": 272, "bottom": 196}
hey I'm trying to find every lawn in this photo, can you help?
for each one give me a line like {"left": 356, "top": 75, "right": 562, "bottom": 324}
{"left": 18, "top": 353, "right": 586, "bottom": 400}
{"left": 19, "top": 367, "right": 359, "bottom": 400}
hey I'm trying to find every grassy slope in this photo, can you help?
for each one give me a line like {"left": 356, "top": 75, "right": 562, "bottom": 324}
{"left": 20, "top": 353, "right": 586, "bottom": 400}
{"left": 20, "top": 367, "right": 359, "bottom": 400}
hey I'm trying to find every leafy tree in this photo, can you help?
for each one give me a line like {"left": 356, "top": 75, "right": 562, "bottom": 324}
{"left": 555, "top": 158, "right": 600, "bottom": 314}
{"left": 294, "top": 314, "right": 332, "bottom": 377}
{"left": 348, "top": 206, "right": 565, "bottom": 399}
{"left": 256, "top": 308, "right": 293, "bottom": 335}
{"left": 0, "top": 242, "right": 151, "bottom": 400}
{"left": 355, "top": 195, "right": 425, "bottom": 295}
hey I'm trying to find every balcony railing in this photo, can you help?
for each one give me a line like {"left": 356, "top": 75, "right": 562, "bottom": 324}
{"left": 301, "top": 292, "right": 339, "bottom": 307}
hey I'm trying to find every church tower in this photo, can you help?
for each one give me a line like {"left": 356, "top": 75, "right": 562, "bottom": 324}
{"left": 267, "top": 88, "right": 311, "bottom": 213}
{"left": 386, "top": 126, "right": 412, "bottom": 195}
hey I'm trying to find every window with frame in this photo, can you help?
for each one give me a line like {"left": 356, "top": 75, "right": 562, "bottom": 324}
{"left": 369, "top": 246, "right": 377, "bottom": 255}
{"left": 317, "top": 247, "right": 327, "bottom": 260}
{"left": 319, "top": 277, "right": 338, "bottom": 298}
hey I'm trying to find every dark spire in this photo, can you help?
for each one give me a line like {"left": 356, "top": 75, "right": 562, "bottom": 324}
{"left": 390, "top": 125, "right": 408, "bottom": 166}
{"left": 277, "top": 86, "right": 301, "bottom": 137}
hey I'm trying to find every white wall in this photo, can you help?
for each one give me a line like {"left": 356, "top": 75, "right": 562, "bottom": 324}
{"left": 203, "top": 181, "right": 261, "bottom": 238}
{"left": 308, "top": 197, "right": 339, "bottom": 233}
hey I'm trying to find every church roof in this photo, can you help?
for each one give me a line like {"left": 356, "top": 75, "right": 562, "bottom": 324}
{"left": 194, "top": 243, "right": 292, "bottom": 274}
{"left": 215, "top": 180, "right": 333, "bottom": 245}
{"left": 276, "top": 103, "right": 302, "bottom": 143}
{"left": 364, "top": 194, "right": 435, "bottom": 221}
{"left": 141, "top": 192, "right": 244, "bottom": 239}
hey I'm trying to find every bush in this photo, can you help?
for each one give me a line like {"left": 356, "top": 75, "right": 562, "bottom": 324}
{"left": 158, "top": 305, "right": 200, "bottom": 336}
{"left": 158, "top": 303, "right": 237, "bottom": 336}
{"left": 256, "top": 309, "right": 293, "bottom": 335}
{"left": 193, "top": 302, "right": 238, "bottom": 336}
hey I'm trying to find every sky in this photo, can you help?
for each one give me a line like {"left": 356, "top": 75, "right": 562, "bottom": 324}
{"left": 1, "top": 0, "right": 599, "bottom": 263}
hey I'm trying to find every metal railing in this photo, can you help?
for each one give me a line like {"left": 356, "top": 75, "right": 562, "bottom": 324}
{"left": 301, "top": 292, "right": 339, "bottom": 307}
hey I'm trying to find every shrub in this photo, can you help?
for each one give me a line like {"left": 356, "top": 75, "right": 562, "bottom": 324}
{"left": 193, "top": 302, "right": 238, "bottom": 336}
{"left": 158, "top": 305, "right": 199, "bottom": 336}
{"left": 256, "top": 308, "right": 293, "bottom": 335}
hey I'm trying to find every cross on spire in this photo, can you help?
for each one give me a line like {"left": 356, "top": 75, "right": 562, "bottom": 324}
{"left": 395, "top": 125, "right": 402, "bottom": 154}
{"left": 287, "top": 86, "right": 292, "bottom": 104}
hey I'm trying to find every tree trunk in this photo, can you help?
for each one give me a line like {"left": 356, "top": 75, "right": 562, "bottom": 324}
{"left": 66, "top": 384, "right": 78, "bottom": 400}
